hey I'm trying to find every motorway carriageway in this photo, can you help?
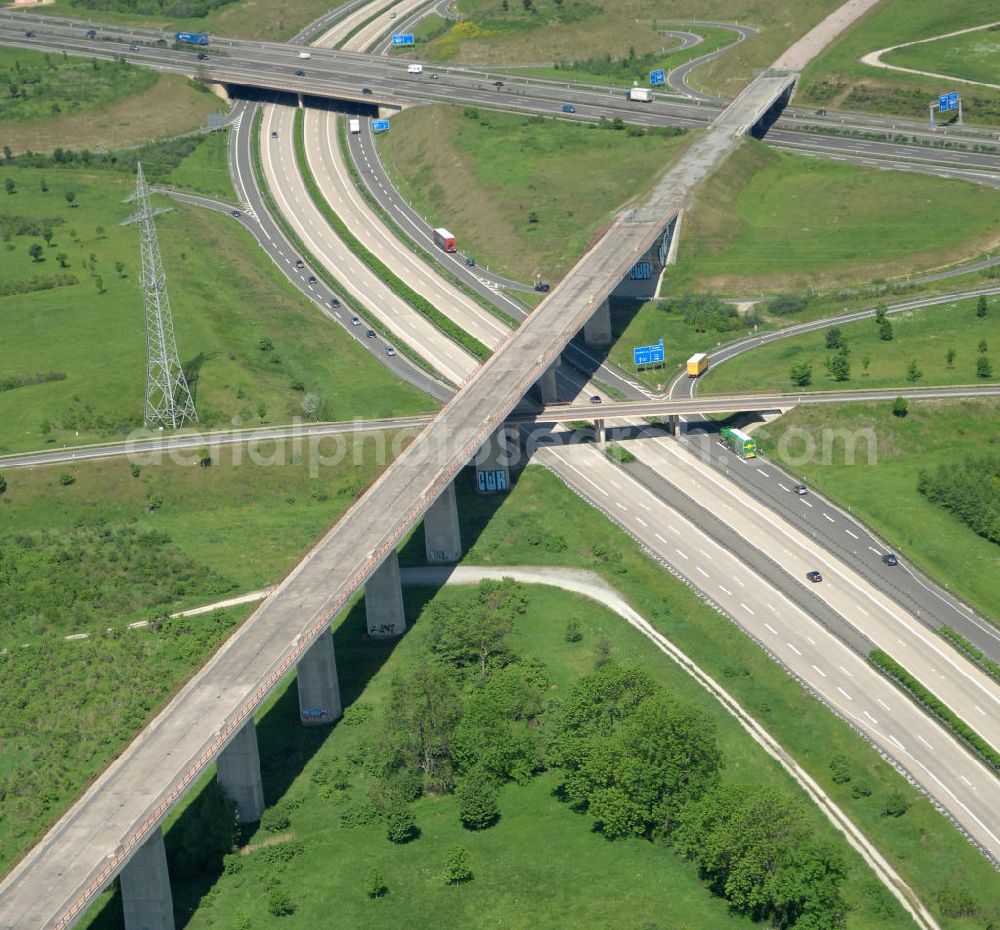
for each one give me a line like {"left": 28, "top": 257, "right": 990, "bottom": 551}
{"left": 537, "top": 444, "right": 1000, "bottom": 863}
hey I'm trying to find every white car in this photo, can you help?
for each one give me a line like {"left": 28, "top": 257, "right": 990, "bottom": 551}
{"left": 298, "top": 51, "right": 311, "bottom": 59}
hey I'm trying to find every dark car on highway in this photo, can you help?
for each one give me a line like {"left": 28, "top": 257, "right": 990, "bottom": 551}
{"left": 295, "top": 69, "right": 306, "bottom": 76}
{"left": 882, "top": 553, "right": 898, "bottom": 566}
{"left": 806, "top": 571, "right": 823, "bottom": 583}
{"left": 366, "top": 329, "right": 376, "bottom": 339}
{"left": 534, "top": 282, "right": 550, "bottom": 293}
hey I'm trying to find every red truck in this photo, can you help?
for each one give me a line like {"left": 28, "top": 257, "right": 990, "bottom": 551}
{"left": 433, "top": 227, "right": 457, "bottom": 253}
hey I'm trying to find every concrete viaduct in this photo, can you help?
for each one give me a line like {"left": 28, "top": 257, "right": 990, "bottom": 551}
{"left": 0, "top": 71, "right": 796, "bottom": 930}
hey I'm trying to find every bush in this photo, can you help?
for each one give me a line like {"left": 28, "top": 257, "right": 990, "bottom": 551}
{"left": 385, "top": 800, "right": 418, "bottom": 844}
{"left": 789, "top": 362, "right": 812, "bottom": 387}
{"left": 266, "top": 887, "right": 296, "bottom": 917}
{"left": 260, "top": 806, "right": 290, "bottom": 833}
{"left": 365, "top": 867, "right": 388, "bottom": 899}
{"left": 444, "top": 844, "right": 472, "bottom": 884}
{"left": 457, "top": 770, "right": 500, "bottom": 830}
{"left": 767, "top": 293, "right": 808, "bottom": 315}
{"left": 58, "top": 473, "right": 76, "bottom": 486}
{"left": 892, "top": 397, "right": 908, "bottom": 418}
{"left": 829, "top": 755, "right": 851, "bottom": 784}
{"left": 881, "top": 792, "right": 910, "bottom": 818}
{"left": 564, "top": 618, "right": 583, "bottom": 643}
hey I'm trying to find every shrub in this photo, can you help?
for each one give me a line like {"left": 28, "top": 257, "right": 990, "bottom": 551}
{"left": 565, "top": 618, "right": 582, "bottom": 643}
{"left": 457, "top": 770, "right": 500, "bottom": 830}
{"left": 767, "top": 293, "right": 808, "bottom": 315}
{"left": 365, "top": 867, "right": 388, "bottom": 899}
{"left": 59, "top": 473, "right": 75, "bottom": 486}
{"left": 829, "top": 755, "right": 851, "bottom": 784}
{"left": 385, "top": 800, "right": 418, "bottom": 844}
{"left": 266, "top": 887, "right": 295, "bottom": 917}
{"left": 260, "top": 806, "right": 290, "bottom": 833}
{"left": 881, "top": 792, "right": 910, "bottom": 818}
{"left": 444, "top": 844, "right": 473, "bottom": 884}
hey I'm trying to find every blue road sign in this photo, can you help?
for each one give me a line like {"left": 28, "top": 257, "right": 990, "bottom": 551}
{"left": 391, "top": 33, "right": 415, "bottom": 46}
{"left": 477, "top": 469, "right": 508, "bottom": 492}
{"left": 370, "top": 119, "right": 390, "bottom": 133}
{"left": 629, "top": 261, "right": 652, "bottom": 280}
{"left": 633, "top": 338, "right": 665, "bottom": 366}
{"left": 649, "top": 68, "right": 666, "bottom": 86}
{"left": 939, "top": 91, "right": 958, "bottom": 112}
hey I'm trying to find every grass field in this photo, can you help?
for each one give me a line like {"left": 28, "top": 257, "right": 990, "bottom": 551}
{"left": 163, "top": 128, "right": 235, "bottom": 201}
{"left": 669, "top": 142, "right": 1000, "bottom": 293}
{"left": 701, "top": 294, "right": 1000, "bottom": 393}
{"left": 0, "top": 165, "right": 433, "bottom": 453}
{"left": 510, "top": 25, "right": 736, "bottom": 88}
{"left": 377, "top": 104, "right": 690, "bottom": 281}
{"left": 797, "top": 0, "right": 1000, "bottom": 121}
{"left": 754, "top": 399, "right": 1000, "bottom": 634}
{"left": 26, "top": 0, "right": 336, "bottom": 41}
{"left": 80, "top": 581, "right": 913, "bottom": 930}
{"left": 0, "top": 47, "right": 223, "bottom": 154}
{"left": 885, "top": 26, "right": 1000, "bottom": 89}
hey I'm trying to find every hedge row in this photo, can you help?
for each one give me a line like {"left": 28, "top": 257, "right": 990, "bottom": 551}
{"left": 937, "top": 626, "right": 1000, "bottom": 687}
{"left": 292, "top": 110, "right": 489, "bottom": 362}
{"left": 869, "top": 648, "right": 1000, "bottom": 776}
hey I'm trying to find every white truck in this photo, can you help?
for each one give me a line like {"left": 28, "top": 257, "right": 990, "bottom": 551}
{"left": 627, "top": 87, "right": 653, "bottom": 102}
{"left": 407, "top": 64, "right": 423, "bottom": 74}
{"left": 349, "top": 118, "right": 360, "bottom": 134}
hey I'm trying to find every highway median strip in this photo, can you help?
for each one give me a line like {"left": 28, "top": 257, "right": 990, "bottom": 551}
{"left": 293, "top": 109, "right": 491, "bottom": 362}
{"left": 868, "top": 648, "right": 1000, "bottom": 778}
{"left": 249, "top": 106, "right": 450, "bottom": 386}
{"left": 936, "top": 626, "right": 1000, "bottom": 687}
{"left": 336, "top": 118, "right": 520, "bottom": 329}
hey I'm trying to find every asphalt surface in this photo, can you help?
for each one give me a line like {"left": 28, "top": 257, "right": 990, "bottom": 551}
{"left": 538, "top": 444, "right": 1000, "bottom": 864}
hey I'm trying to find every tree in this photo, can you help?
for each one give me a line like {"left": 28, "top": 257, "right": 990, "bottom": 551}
{"left": 878, "top": 319, "right": 893, "bottom": 341}
{"left": 266, "top": 887, "right": 296, "bottom": 917}
{"left": 56, "top": 252, "right": 68, "bottom": 268}
{"left": 94, "top": 275, "right": 104, "bottom": 293}
{"left": 4, "top": 178, "right": 15, "bottom": 195}
{"left": 64, "top": 189, "right": 76, "bottom": 206}
{"left": 42, "top": 228, "right": 53, "bottom": 246}
{"left": 527, "top": 210, "right": 539, "bottom": 224}
{"left": 977, "top": 295, "right": 988, "bottom": 318}
{"left": 978, "top": 356, "right": 993, "bottom": 379}
{"left": 978, "top": 339, "right": 988, "bottom": 354}
{"left": 892, "top": 397, "right": 908, "bottom": 418}
{"left": 258, "top": 336, "right": 273, "bottom": 352}
{"left": 906, "top": 359, "right": 922, "bottom": 383}
{"left": 457, "top": 769, "right": 501, "bottom": 830}
{"left": 114, "top": 260, "right": 125, "bottom": 278}
{"left": 444, "top": 844, "right": 472, "bottom": 884}
{"left": 861, "top": 354, "right": 871, "bottom": 377}
{"left": 365, "top": 868, "right": 388, "bottom": 899}
{"left": 824, "top": 351, "right": 850, "bottom": 382}
{"left": 0, "top": 473, "right": 6, "bottom": 495}
{"left": 39, "top": 176, "right": 48, "bottom": 192}
{"left": 946, "top": 348, "right": 956, "bottom": 368}
{"left": 789, "top": 362, "right": 812, "bottom": 387}
{"left": 28, "top": 243, "right": 43, "bottom": 263}
{"left": 385, "top": 798, "right": 418, "bottom": 844}
{"left": 874, "top": 304, "right": 887, "bottom": 325}
{"left": 824, "top": 327, "right": 844, "bottom": 350}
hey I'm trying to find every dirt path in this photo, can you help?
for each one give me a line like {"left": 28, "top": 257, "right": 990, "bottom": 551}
{"left": 860, "top": 20, "right": 1000, "bottom": 90}
{"left": 400, "top": 563, "right": 940, "bottom": 930}
{"left": 772, "top": 0, "right": 885, "bottom": 72}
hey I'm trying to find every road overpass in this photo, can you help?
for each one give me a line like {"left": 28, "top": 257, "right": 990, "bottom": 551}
{"left": 0, "top": 60, "right": 799, "bottom": 930}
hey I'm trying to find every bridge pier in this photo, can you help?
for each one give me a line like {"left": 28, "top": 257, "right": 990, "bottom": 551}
{"left": 120, "top": 828, "right": 174, "bottom": 930}
{"left": 297, "top": 628, "right": 342, "bottom": 725}
{"left": 583, "top": 299, "right": 612, "bottom": 347}
{"left": 216, "top": 719, "right": 265, "bottom": 823}
{"left": 594, "top": 418, "right": 606, "bottom": 448}
{"left": 474, "top": 426, "right": 517, "bottom": 493}
{"left": 365, "top": 550, "right": 407, "bottom": 637}
{"left": 537, "top": 356, "right": 560, "bottom": 405}
{"left": 424, "top": 479, "right": 462, "bottom": 563}
{"left": 297, "top": 92, "right": 304, "bottom": 110}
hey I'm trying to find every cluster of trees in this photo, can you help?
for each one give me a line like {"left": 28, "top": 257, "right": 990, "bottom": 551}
{"left": 918, "top": 455, "right": 1000, "bottom": 546}
{"left": 0, "top": 524, "right": 234, "bottom": 643}
{"left": 557, "top": 46, "right": 669, "bottom": 82}
{"left": 657, "top": 294, "right": 750, "bottom": 334}
{"left": 68, "top": 0, "right": 237, "bottom": 17}
{"left": 0, "top": 370, "right": 65, "bottom": 393}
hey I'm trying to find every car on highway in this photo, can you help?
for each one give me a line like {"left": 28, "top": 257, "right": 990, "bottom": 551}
{"left": 389, "top": 9, "right": 396, "bottom": 16}
{"left": 882, "top": 552, "right": 899, "bottom": 566}
{"left": 366, "top": 329, "right": 377, "bottom": 339}
{"left": 362, "top": 87, "right": 373, "bottom": 94}
{"left": 330, "top": 297, "right": 341, "bottom": 308}
{"left": 407, "top": 64, "right": 423, "bottom": 74}
{"left": 129, "top": 44, "right": 139, "bottom": 51}
{"left": 231, "top": 210, "right": 241, "bottom": 218}
{"left": 793, "top": 484, "right": 808, "bottom": 495}
{"left": 295, "top": 259, "right": 304, "bottom": 269}
{"left": 196, "top": 52, "right": 208, "bottom": 60}
{"left": 589, "top": 395, "right": 602, "bottom": 405}
{"left": 465, "top": 256, "right": 475, "bottom": 266}
{"left": 295, "top": 69, "right": 306, "bottom": 76}
{"left": 534, "top": 282, "right": 550, "bottom": 292}
{"left": 308, "top": 275, "right": 317, "bottom": 284}
{"left": 385, "top": 345, "right": 396, "bottom": 356}
{"left": 806, "top": 571, "right": 823, "bottom": 583}
{"left": 271, "top": 130, "right": 278, "bottom": 138}
{"left": 86, "top": 29, "right": 97, "bottom": 37}
{"left": 561, "top": 104, "right": 576, "bottom": 113}
{"left": 24, "top": 31, "right": 34, "bottom": 37}
{"left": 351, "top": 315, "right": 360, "bottom": 326}
{"left": 494, "top": 80, "right": 504, "bottom": 88}
{"left": 298, "top": 51, "right": 311, "bottom": 59}
{"left": 430, "top": 73, "right": 439, "bottom": 80}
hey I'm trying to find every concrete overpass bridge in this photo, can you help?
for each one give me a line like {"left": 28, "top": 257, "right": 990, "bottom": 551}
{"left": 0, "top": 64, "right": 798, "bottom": 930}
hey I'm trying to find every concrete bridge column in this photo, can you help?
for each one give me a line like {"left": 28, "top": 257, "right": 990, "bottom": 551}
{"left": 120, "top": 828, "right": 174, "bottom": 930}
{"left": 583, "top": 299, "right": 612, "bottom": 347}
{"left": 297, "top": 93, "right": 304, "bottom": 109}
{"left": 474, "top": 425, "right": 518, "bottom": 493}
{"left": 297, "top": 628, "right": 342, "bottom": 725}
{"left": 365, "top": 550, "right": 406, "bottom": 637}
{"left": 537, "top": 356, "right": 560, "bottom": 405}
{"left": 594, "top": 418, "right": 606, "bottom": 448}
{"left": 424, "top": 480, "right": 462, "bottom": 563}
{"left": 216, "top": 719, "right": 265, "bottom": 823}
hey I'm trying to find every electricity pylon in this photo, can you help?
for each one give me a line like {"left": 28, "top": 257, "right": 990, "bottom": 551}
{"left": 126, "top": 162, "right": 198, "bottom": 429}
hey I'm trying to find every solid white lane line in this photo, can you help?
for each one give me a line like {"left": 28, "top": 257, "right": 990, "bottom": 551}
{"left": 740, "top": 603, "right": 754, "bottom": 615}
{"left": 779, "top": 483, "right": 790, "bottom": 492}
{"left": 787, "top": 642, "right": 802, "bottom": 656}
{"left": 868, "top": 546, "right": 881, "bottom": 555}
{"left": 718, "top": 585, "right": 732, "bottom": 596}
{"left": 764, "top": 623, "right": 778, "bottom": 635}
{"left": 812, "top": 664, "right": 826, "bottom": 677}
{"left": 823, "top": 512, "right": 835, "bottom": 523}
{"left": 635, "top": 516, "right": 648, "bottom": 527}
{"left": 655, "top": 533, "right": 667, "bottom": 543}
{"left": 889, "top": 734, "right": 905, "bottom": 750}
{"left": 837, "top": 686, "right": 853, "bottom": 701}
{"left": 801, "top": 499, "right": 813, "bottom": 507}
{"left": 863, "top": 710, "right": 878, "bottom": 724}
{"left": 696, "top": 566, "right": 709, "bottom": 578}
{"left": 756, "top": 468, "right": 770, "bottom": 477}
{"left": 675, "top": 548, "right": 689, "bottom": 560}
{"left": 845, "top": 529, "right": 858, "bottom": 539}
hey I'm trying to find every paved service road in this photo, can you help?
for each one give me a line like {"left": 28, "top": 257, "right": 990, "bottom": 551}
{"left": 538, "top": 444, "right": 1000, "bottom": 864}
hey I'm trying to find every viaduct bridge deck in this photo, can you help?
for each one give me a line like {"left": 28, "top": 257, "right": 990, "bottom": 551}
{"left": 0, "top": 74, "right": 794, "bottom": 930}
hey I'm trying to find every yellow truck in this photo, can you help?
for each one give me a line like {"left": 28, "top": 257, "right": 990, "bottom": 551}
{"left": 686, "top": 353, "right": 709, "bottom": 377}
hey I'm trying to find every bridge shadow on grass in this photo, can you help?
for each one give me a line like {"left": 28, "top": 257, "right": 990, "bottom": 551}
{"left": 80, "top": 586, "right": 442, "bottom": 929}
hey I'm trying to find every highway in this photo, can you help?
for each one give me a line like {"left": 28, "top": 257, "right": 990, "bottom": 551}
{"left": 537, "top": 444, "right": 1000, "bottom": 862}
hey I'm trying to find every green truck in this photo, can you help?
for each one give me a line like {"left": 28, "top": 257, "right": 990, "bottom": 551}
{"left": 720, "top": 426, "right": 757, "bottom": 459}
